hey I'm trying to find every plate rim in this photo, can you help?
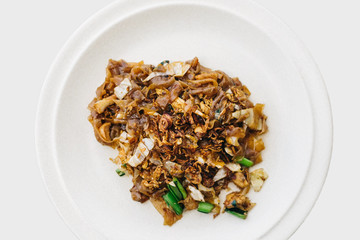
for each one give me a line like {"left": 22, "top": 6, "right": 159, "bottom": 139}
{"left": 35, "top": 0, "right": 333, "bottom": 239}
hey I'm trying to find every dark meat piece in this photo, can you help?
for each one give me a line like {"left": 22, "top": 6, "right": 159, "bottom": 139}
{"left": 130, "top": 89, "right": 145, "bottom": 102}
{"left": 110, "top": 124, "right": 122, "bottom": 140}
{"left": 130, "top": 185, "right": 149, "bottom": 203}
{"left": 244, "top": 148, "right": 260, "bottom": 162}
{"left": 169, "top": 81, "right": 183, "bottom": 102}
{"left": 156, "top": 94, "right": 170, "bottom": 110}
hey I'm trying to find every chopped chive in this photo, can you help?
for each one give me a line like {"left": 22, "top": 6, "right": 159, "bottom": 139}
{"left": 173, "top": 178, "right": 187, "bottom": 199}
{"left": 121, "top": 163, "right": 127, "bottom": 168}
{"left": 197, "top": 202, "right": 214, "bottom": 213}
{"left": 168, "top": 182, "right": 183, "bottom": 201}
{"left": 225, "top": 208, "right": 247, "bottom": 219}
{"left": 234, "top": 156, "right": 254, "bottom": 167}
{"left": 163, "top": 192, "right": 183, "bottom": 215}
{"left": 115, "top": 168, "right": 125, "bottom": 176}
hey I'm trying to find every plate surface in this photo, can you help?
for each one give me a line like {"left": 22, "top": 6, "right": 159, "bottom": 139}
{"left": 36, "top": 0, "right": 332, "bottom": 239}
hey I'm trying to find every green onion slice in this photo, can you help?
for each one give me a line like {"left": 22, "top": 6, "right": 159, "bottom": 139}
{"left": 225, "top": 208, "right": 247, "bottom": 219}
{"left": 163, "top": 192, "right": 183, "bottom": 215}
{"left": 115, "top": 168, "right": 125, "bottom": 176}
{"left": 167, "top": 182, "right": 183, "bottom": 201}
{"left": 173, "top": 178, "right": 187, "bottom": 199}
{"left": 198, "top": 202, "right": 215, "bottom": 213}
{"left": 234, "top": 156, "right": 254, "bottom": 167}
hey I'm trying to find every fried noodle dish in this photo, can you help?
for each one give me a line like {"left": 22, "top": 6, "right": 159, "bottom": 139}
{"left": 88, "top": 57, "right": 268, "bottom": 225}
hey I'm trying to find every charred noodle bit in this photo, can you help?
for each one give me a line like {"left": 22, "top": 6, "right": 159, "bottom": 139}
{"left": 88, "top": 57, "right": 269, "bottom": 226}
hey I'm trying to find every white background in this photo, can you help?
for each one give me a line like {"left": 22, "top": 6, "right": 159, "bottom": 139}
{"left": 0, "top": 0, "right": 358, "bottom": 239}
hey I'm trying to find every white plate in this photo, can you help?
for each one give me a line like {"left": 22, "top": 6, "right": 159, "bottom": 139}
{"left": 36, "top": 0, "right": 333, "bottom": 239}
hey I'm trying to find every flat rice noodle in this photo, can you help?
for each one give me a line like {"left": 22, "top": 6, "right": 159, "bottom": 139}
{"left": 90, "top": 119, "right": 116, "bottom": 147}
{"left": 99, "top": 122, "right": 111, "bottom": 141}
{"left": 88, "top": 98, "right": 96, "bottom": 112}
{"left": 188, "top": 56, "right": 199, "bottom": 69}
{"left": 247, "top": 136, "right": 265, "bottom": 152}
{"left": 95, "top": 82, "right": 107, "bottom": 99}
{"left": 111, "top": 76, "right": 125, "bottom": 86}
{"left": 169, "top": 81, "right": 183, "bottom": 102}
{"left": 187, "top": 78, "right": 218, "bottom": 88}
{"left": 209, "top": 88, "right": 225, "bottom": 118}
{"left": 178, "top": 81, "right": 191, "bottom": 89}
{"left": 232, "top": 77, "right": 242, "bottom": 86}
{"left": 130, "top": 79, "right": 141, "bottom": 90}
{"left": 113, "top": 99, "right": 131, "bottom": 111}
{"left": 94, "top": 95, "right": 116, "bottom": 114}
{"left": 188, "top": 86, "right": 217, "bottom": 97}
{"left": 216, "top": 70, "right": 234, "bottom": 90}
{"left": 224, "top": 126, "right": 246, "bottom": 139}
{"left": 195, "top": 72, "right": 218, "bottom": 80}
{"left": 148, "top": 76, "right": 175, "bottom": 89}
{"left": 150, "top": 197, "right": 182, "bottom": 226}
